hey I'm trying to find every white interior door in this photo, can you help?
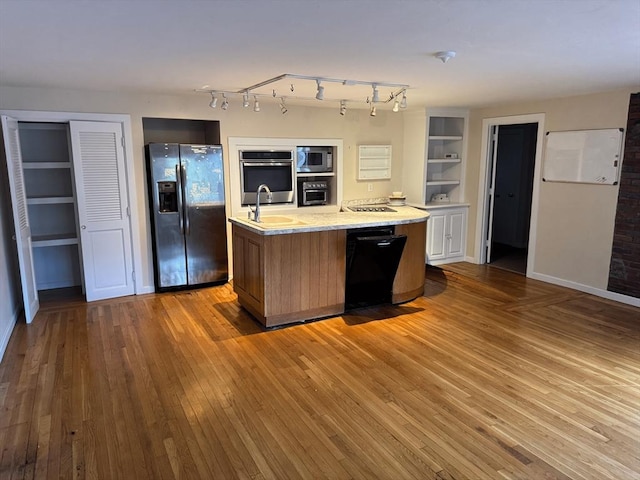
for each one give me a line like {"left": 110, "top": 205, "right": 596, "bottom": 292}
{"left": 69, "top": 121, "right": 134, "bottom": 301}
{"left": 1, "top": 115, "right": 39, "bottom": 322}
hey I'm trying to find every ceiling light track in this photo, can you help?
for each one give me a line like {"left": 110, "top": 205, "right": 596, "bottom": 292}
{"left": 197, "top": 73, "right": 409, "bottom": 114}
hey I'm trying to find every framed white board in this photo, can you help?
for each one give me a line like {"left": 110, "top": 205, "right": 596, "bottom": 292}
{"left": 542, "top": 128, "right": 624, "bottom": 185}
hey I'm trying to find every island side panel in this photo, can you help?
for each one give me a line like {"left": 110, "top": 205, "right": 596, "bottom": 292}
{"left": 392, "top": 220, "right": 427, "bottom": 304}
{"left": 263, "top": 230, "right": 346, "bottom": 326}
{"left": 231, "top": 225, "right": 265, "bottom": 319}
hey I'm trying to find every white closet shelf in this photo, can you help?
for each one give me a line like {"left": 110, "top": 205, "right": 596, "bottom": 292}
{"left": 426, "top": 180, "right": 460, "bottom": 186}
{"left": 428, "top": 135, "right": 463, "bottom": 141}
{"left": 27, "top": 196, "right": 75, "bottom": 205}
{"left": 427, "top": 158, "right": 462, "bottom": 164}
{"left": 22, "top": 162, "right": 72, "bottom": 169}
{"left": 32, "top": 234, "right": 78, "bottom": 247}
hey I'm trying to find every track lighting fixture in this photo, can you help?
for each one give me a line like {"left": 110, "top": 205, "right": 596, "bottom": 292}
{"left": 371, "top": 85, "right": 380, "bottom": 103}
{"left": 315, "top": 80, "right": 324, "bottom": 100}
{"left": 400, "top": 90, "right": 407, "bottom": 109}
{"left": 199, "top": 73, "right": 409, "bottom": 116}
{"left": 209, "top": 92, "right": 218, "bottom": 108}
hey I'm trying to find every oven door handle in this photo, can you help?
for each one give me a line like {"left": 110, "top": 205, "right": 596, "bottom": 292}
{"left": 242, "top": 161, "right": 293, "bottom": 167}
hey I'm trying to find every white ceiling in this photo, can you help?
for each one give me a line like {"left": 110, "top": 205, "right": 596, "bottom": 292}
{"left": 1, "top": 0, "right": 639, "bottom": 109}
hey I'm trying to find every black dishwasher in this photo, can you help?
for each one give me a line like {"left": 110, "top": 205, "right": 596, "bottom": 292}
{"left": 345, "top": 227, "right": 407, "bottom": 310}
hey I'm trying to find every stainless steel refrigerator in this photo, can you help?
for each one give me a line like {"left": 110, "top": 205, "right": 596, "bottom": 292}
{"left": 146, "top": 143, "right": 228, "bottom": 290}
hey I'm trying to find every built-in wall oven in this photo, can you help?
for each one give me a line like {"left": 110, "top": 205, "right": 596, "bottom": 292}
{"left": 240, "top": 150, "right": 295, "bottom": 205}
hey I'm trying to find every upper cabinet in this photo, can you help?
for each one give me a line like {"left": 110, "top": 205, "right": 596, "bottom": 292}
{"left": 425, "top": 109, "right": 468, "bottom": 206}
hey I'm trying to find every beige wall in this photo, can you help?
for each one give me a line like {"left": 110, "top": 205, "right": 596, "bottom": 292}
{"left": 3, "top": 84, "right": 637, "bottom": 302}
{"left": 465, "top": 88, "right": 636, "bottom": 290}
{"left": 0, "top": 86, "right": 406, "bottom": 291}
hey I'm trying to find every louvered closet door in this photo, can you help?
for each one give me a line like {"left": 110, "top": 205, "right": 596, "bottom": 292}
{"left": 69, "top": 121, "right": 134, "bottom": 301}
{"left": 1, "top": 115, "right": 39, "bottom": 322}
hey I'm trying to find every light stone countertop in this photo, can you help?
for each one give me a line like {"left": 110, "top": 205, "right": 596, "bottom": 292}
{"left": 229, "top": 205, "right": 430, "bottom": 235}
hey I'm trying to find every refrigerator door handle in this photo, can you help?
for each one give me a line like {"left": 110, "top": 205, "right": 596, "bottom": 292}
{"left": 181, "top": 164, "right": 190, "bottom": 236}
{"left": 176, "top": 164, "right": 184, "bottom": 234}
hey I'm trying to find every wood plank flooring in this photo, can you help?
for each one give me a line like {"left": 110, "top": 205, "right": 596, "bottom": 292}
{"left": 1, "top": 263, "right": 639, "bottom": 479}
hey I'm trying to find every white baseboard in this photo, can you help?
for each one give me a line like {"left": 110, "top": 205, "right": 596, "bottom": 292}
{"left": 136, "top": 285, "right": 156, "bottom": 295}
{"left": 0, "top": 307, "right": 20, "bottom": 363}
{"left": 529, "top": 271, "right": 640, "bottom": 308}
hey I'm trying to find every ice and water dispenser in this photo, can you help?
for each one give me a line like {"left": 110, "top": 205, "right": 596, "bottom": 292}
{"left": 157, "top": 182, "right": 178, "bottom": 213}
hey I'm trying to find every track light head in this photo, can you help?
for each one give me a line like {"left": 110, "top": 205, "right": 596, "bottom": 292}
{"left": 209, "top": 93, "right": 218, "bottom": 108}
{"left": 221, "top": 94, "right": 229, "bottom": 110}
{"left": 315, "top": 79, "right": 324, "bottom": 100}
{"left": 279, "top": 98, "right": 288, "bottom": 115}
{"left": 371, "top": 84, "right": 380, "bottom": 103}
{"left": 400, "top": 90, "right": 407, "bottom": 109}
{"left": 392, "top": 99, "right": 400, "bottom": 113}
{"left": 243, "top": 92, "right": 250, "bottom": 108}
{"left": 253, "top": 96, "right": 260, "bottom": 112}
{"left": 339, "top": 100, "right": 346, "bottom": 116}
{"left": 370, "top": 105, "right": 376, "bottom": 117}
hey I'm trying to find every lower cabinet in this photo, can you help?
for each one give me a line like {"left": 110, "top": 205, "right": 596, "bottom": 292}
{"left": 426, "top": 206, "right": 468, "bottom": 265}
{"left": 232, "top": 225, "right": 346, "bottom": 327}
{"left": 231, "top": 219, "right": 427, "bottom": 327}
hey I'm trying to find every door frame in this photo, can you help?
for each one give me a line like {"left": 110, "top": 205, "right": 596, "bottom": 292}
{"left": 0, "top": 109, "right": 145, "bottom": 295}
{"left": 474, "top": 113, "right": 545, "bottom": 277}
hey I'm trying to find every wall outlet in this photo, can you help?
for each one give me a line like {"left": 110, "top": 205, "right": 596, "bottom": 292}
{"left": 367, "top": 183, "right": 373, "bottom": 192}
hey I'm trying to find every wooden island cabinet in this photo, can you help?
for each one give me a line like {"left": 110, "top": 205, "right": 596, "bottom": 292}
{"left": 231, "top": 210, "right": 428, "bottom": 327}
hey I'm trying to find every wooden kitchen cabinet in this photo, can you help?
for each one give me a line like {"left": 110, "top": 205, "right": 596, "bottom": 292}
{"left": 232, "top": 218, "right": 427, "bottom": 327}
{"left": 426, "top": 206, "right": 467, "bottom": 265}
{"left": 232, "top": 225, "right": 346, "bottom": 327}
{"left": 393, "top": 221, "right": 427, "bottom": 303}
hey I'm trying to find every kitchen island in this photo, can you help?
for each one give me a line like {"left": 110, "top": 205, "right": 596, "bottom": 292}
{"left": 229, "top": 206, "right": 429, "bottom": 327}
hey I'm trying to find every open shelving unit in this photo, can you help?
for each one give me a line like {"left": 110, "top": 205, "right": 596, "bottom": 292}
{"left": 425, "top": 115, "right": 466, "bottom": 205}
{"left": 20, "top": 122, "right": 82, "bottom": 290}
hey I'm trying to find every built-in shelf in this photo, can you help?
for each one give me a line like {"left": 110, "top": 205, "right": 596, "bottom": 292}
{"left": 22, "top": 162, "right": 72, "bottom": 169}
{"left": 296, "top": 171, "right": 335, "bottom": 178}
{"left": 27, "top": 196, "right": 75, "bottom": 205}
{"left": 32, "top": 234, "right": 79, "bottom": 248}
{"left": 426, "top": 180, "right": 460, "bottom": 186}
{"left": 427, "top": 159, "right": 462, "bottom": 164}
{"left": 428, "top": 135, "right": 463, "bottom": 141}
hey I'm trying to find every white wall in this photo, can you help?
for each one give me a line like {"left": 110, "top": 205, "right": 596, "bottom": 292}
{"left": 0, "top": 85, "right": 407, "bottom": 294}
{"left": 465, "top": 88, "right": 637, "bottom": 292}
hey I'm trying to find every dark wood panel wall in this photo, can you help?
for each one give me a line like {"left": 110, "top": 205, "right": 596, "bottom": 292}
{"left": 608, "top": 92, "right": 640, "bottom": 298}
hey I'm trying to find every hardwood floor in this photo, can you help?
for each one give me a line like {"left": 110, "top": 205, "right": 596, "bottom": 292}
{"left": 1, "top": 263, "right": 639, "bottom": 479}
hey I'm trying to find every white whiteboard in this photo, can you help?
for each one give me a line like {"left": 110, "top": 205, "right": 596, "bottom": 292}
{"left": 542, "top": 128, "right": 624, "bottom": 185}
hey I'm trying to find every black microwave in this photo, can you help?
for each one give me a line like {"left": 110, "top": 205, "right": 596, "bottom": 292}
{"left": 296, "top": 146, "right": 333, "bottom": 173}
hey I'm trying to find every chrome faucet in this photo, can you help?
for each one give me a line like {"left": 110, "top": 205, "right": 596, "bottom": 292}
{"left": 250, "top": 183, "right": 272, "bottom": 222}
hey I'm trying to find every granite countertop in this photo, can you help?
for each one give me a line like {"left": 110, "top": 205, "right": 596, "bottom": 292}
{"left": 229, "top": 205, "right": 430, "bottom": 235}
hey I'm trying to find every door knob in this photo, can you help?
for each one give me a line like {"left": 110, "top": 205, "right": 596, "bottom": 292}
{"left": 81, "top": 225, "right": 87, "bottom": 229}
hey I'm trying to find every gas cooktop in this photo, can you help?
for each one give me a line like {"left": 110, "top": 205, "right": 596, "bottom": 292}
{"left": 348, "top": 206, "right": 397, "bottom": 212}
